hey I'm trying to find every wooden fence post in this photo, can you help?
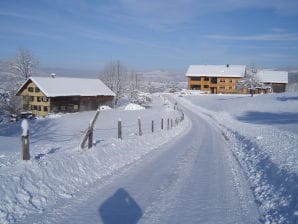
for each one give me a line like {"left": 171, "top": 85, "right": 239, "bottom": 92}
{"left": 81, "top": 109, "right": 100, "bottom": 149}
{"left": 88, "top": 124, "right": 93, "bottom": 149}
{"left": 118, "top": 119, "right": 122, "bottom": 139}
{"left": 138, "top": 117, "right": 142, "bottom": 136}
{"left": 167, "top": 118, "right": 169, "bottom": 130}
{"left": 151, "top": 120, "right": 154, "bottom": 133}
{"left": 21, "top": 119, "right": 30, "bottom": 160}
{"left": 161, "top": 118, "right": 164, "bottom": 130}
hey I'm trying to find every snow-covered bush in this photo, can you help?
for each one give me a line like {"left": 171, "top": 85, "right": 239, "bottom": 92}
{"left": 129, "top": 90, "right": 152, "bottom": 107}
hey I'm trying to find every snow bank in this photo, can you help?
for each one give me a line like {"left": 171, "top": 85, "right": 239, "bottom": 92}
{"left": 0, "top": 95, "right": 189, "bottom": 223}
{"left": 177, "top": 92, "right": 298, "bottom": 224}
{"left": 124, "top": 103, "right": 145, "bottom": 111}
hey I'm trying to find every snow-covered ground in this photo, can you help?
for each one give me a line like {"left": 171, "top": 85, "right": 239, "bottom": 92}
{"left": 1, "top": 91, "right": 297, "bottom": 224}
{"left": 175, "top": 91, "right": 298, "bottom": 224}
{"left": 0, "top": 95, "right": 188, "bottom": 224}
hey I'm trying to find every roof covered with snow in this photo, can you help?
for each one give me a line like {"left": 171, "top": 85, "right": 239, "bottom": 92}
{"left": 186, "top": 65, "right": 246, "bottom": 78}
{"left": 256, "top": 70, "right": 288, "bottom": 84}
{"left": 18, "top": 77, "right": 115, "bottom": 97}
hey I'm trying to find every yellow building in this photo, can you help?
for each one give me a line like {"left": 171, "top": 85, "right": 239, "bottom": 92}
{"left": 186, "top": 65, "right": 246, "bottom": 94}
{"left": 16, "top": 76, "right": 115, "bottom": 117}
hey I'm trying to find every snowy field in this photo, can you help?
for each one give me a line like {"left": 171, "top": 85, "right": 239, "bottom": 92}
{"left": 176, "top": 91, "right": 298, "bottom": 224}
{"left": 0, "top": 95, "right": 189, "bottom": 224}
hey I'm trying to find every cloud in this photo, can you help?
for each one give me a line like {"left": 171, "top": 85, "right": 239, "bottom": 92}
{"left": 205, "top": 33, "right": 298, "bottom": 41}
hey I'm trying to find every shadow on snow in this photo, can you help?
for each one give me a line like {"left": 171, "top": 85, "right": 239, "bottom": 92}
{"left": 237, "top": 111, "right": 298, "bottom": 125}
{"left": 99, "top": 188, "right": 143, "bottom": 224}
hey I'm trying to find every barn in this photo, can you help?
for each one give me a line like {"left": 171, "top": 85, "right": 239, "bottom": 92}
{"left": 16, "top": 76, "right": 115, "bottom": 116}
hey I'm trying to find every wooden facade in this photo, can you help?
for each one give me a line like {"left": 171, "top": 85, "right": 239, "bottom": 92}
{"left": 17, "top": 79, "right": 114, "bottom": 117}
{"left": 187, "top": 76, "right": 242, "bottom": 94}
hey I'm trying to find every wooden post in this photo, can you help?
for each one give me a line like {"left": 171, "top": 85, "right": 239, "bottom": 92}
{"left": 81, "top": 109, "right": 100, "bottom": 149}
{"left": 88, "top": 124, "right": 93, "bottom": 149}
{"left": 167, "top": 118, "right": 169, "bottom": 130}
{"left": 138, "top": 117, "right": 142, "bottom": 136}
{"left": 21, "top": 119, "right": 30, "bottom": 160}
{"left": 151, "top": 120, "right": 154, "bottom": 133}
{"left": 118, "top": 119, "right": 122, "bottom": 139}
{"left": 161, "top": 118, "right": 164, "bottom": 130}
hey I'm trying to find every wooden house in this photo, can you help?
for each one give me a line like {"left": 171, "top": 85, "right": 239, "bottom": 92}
{"left": 256, "top": 70, "right": 288, "bottom": 93}
{"left": 16, "top": 76, "right": 115, "bottom": 117}
{"left": 186, "top": 65, "right": 246, "bottom": 94}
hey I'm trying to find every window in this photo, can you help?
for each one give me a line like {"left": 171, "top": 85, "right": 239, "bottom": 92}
{"left": 44, "top": 106, "right": 48, "bottom": 112}
{"left": 203, "top": 85, "right": 209, "bottom": 88}
{"left": 229, "top": 86, "right": 233, "bottom": 90}
{"left": 191, "top": 77, "right": 200, "bottom": 81}
{"left": 28, "top": 87, "right": 34, "bottom": 92}
{"left": 35, "top": 87, "right": 40, "bottom": 92}
{"left": 37, "top": 97, "right": 41, "bottom": 102}
{"left": 33, "top": 105, "right": 38, "bottom": 110}
{"left": 29, "top": 96, "right": 35, "bottom": 102}
{"left": 38, "top": 106, "right": 42, "bottom": 111}
{"left": 211, "top": 77, "right": 217, "bottom": 84}
{"left": 220, "top": 79, "right": 225, "bottom": 83}
{"left": 229, "top": 80, "right": 233, "bottom": 83}
{"left": 42, "top": 97, "right": 48, "bottom": 102}
{"left": 74, "top": 105, "right": 79, "bottom": 110}
{"left": 219, "top": 86, "right": 225, "bottom": 89}
{"left": 204, "top": 77, "right": 209, "bottom": 81}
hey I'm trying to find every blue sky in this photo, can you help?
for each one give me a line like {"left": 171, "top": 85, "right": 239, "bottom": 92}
{"left": 0, "top": 0, "right": 298, "bottom": 72}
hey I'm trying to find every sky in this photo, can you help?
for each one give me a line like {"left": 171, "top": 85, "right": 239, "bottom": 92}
{"left": 0, "top": 0, "right": 298, "bottom": 72}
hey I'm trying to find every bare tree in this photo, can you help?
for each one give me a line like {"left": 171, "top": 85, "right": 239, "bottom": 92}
{"left": 11, "top": 48, "right": 38, "bottom": 80}
{"left": 100, "top": 61, "right": 127, "bottom": 105}
{"left": 237, "top": 65, "right": 263, "bottom": 96}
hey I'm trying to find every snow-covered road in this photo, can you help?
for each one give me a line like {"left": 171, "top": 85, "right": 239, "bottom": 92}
{"left": 20, "top": 103, "right": 260, "bottom": 224}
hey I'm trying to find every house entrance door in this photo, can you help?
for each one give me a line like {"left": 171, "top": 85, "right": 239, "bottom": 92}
{"left": 210, "top": 87, "right": 217, "bottom": 94}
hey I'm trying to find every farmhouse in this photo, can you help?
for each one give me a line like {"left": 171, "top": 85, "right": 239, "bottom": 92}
{"left": 186, "top": 64, "right": 246, "bottom": 94}
{"left": 256, "top": 70, "right": 288, "bottom": 93}
{"left": 16, "top": 76, "right": 115, "bottom": 116}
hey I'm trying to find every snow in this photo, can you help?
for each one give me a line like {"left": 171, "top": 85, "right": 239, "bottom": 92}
{"left": 21, "top": 120, "right": 28, "bottom": 136}
{"left": 99, "top": 105, "right": 111, "bottom": 110}
{"left": 1, "top": 90, "right": 297, "bottom": 224}
{"left": 175, "top": 92, "right": 298, "bottom": 224}
{"left": 124, "top": 103, "right": 145, "bottom": 111}
{"left": 257, "top": 70, "right": 288, "bottom": 83}
{"left": 17, "top": 77, "right": 115, "bottom": 97}
{"left": 186, "top": 65, "right": 246, "bottom": 77}
{"left": 0, "top": 95, "right": 188, "bottom": 224}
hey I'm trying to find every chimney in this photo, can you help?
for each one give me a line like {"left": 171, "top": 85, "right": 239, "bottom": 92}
{"left": 50, "top": 73, "right": 57, "bottom": 78}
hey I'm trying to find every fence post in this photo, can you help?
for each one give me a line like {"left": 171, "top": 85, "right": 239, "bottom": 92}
{"left": 81, "top": 109, "right": 100, "bottom": 149}
{"left": 171, "top": 119, "right": 173, "bottom": 129}
{"left": 161, "top": 118, "right": 164, "bottom": 130}
{"left": 118, "top": 119, "right": 122, "bottom": 139}
{"left": 151, "top": 120, "right": 154, "bottom": 133}
{"left": 88, "top": 123, "right": 93, "bottom": 149}
{"left": 167, "top": 118, "right": 170, "bottom": 130}
{"left": 138, "top": 117, "right": 142, "bottom": 136}
{"left": 21, "top": 119, "right": 30, "bottom": 160}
